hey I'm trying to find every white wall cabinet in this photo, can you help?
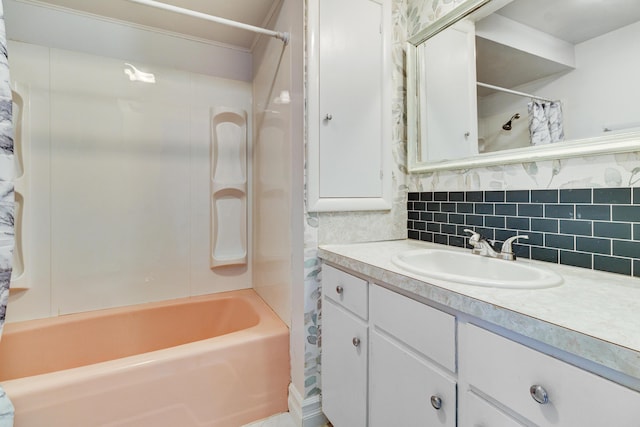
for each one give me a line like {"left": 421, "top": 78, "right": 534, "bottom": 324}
{"left": 307, "top": 0, "right": 392, "bottom": 212}
{"left": 320, "top": 263, "right": 640, "bottom": 427}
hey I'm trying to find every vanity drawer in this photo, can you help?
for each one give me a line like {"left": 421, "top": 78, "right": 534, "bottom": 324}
{"left": 459, "top": 323, "right": 640, "bottom": 426}
{"left": 322, "top": 264, "right": 368, "bottom": 319}
{"left": 371, "top": 284, "right": 455, "bottom": 372}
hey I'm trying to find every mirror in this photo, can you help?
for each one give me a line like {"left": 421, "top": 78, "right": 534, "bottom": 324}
{"left": 407, "top": 0, "right": 640, "bottom": 172}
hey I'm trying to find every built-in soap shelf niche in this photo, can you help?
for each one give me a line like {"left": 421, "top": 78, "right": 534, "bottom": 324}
{"left": 210, "top": 107, "right": 248, "bottom": 269}
{"left": 10, "top": 83, "right": 30, "bottom": 290}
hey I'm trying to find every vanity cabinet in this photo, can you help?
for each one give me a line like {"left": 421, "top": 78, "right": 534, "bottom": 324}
{"left": 321, "top": 265, "right": 457, "bottom": 427}
{"left": 321, "top": 265, "right": 369, "bottom": 427}
{"left": 369, "top": 285, "right": 456, "bottom": 427}
{"left": 321, "top": 261, "right": 640, "bottom": 427}
{"left": 459, "top": 323, "right": 640, "bottom": 426}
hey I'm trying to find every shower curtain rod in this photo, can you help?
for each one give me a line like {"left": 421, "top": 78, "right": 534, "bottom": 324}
{"left": 477, "top": 82, "right": 555, "bottom": 103}
{"left": 126, "top": 0, "right": 290, "bottom": 44}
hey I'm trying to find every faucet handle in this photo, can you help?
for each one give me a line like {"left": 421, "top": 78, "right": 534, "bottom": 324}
{"left": 464, "top": 228, "right": 481, "bottom": 242}
{"left": 499, "top": 235, "right": 529, "bottom": 260}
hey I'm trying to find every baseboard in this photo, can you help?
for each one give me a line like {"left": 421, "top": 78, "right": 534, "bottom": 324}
{"left": 288, "top": 383, "right": 328, "bottom": 427}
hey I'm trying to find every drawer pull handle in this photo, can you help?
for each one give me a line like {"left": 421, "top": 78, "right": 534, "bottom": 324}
{"left": 530, "top": 385, "right": 549, "bottom": 404}
{"left": 352, "top": 337, "right": 361, "bottom": 347}
{"left": 336, "top": 285, "right": 344, "bottom": 295}
{"left": 430, "top": 395, "right": 442, "bottom": 410}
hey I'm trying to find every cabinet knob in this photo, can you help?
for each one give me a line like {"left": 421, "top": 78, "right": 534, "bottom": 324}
{"left": 352, "top": 337, "right": 361, "bottom": 347}
{"left": 324, "top": 113, "right": 333, "bottom": 121}
{"left": 430, "top": 395, "right": 442, "bottom": 410}
{"left": 336, "top": 285, "right": 343, "bottom": 295}
{"left": 529, "top": 385, "right": 549, "bottom": 404}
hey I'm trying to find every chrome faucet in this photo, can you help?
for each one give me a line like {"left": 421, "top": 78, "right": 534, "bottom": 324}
{"left": 464, "top": 229, "right": 529, "bottom": 261}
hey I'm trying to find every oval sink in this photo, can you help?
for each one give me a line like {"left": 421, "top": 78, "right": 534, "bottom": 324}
{"left": 391, "top": 249, "right": 563, "bottom": 289}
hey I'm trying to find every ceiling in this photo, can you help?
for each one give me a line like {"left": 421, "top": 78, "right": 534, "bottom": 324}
{"left": 31, "top": 0, "right": 282, "bottom": 51}
{"left": 496, "top": 0, "right": 640, "bottom": 44}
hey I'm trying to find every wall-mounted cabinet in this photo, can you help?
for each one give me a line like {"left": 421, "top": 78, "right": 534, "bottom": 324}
{"left": 307, "top": 0, "right": 392, "bottom": 212}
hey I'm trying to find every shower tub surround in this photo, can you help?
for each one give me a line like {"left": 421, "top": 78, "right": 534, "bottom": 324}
{"left": 408, "top": 187, "right": 640, "bottom": 277}
{"left": 0, "top": 289, "right": 289, "bottom": 427}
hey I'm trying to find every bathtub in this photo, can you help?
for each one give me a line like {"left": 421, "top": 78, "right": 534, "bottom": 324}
{"left": 0, "top": 289, "right": 289, "bottom": 427}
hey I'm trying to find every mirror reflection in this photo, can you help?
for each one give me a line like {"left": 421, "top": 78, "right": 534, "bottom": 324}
{"left": 410, "top": 0, "right": 640, "bottom": 168}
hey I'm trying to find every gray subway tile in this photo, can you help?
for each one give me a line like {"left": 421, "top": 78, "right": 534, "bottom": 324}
{"left": 560, "top": 189, "right": 591, "bottom": 203}
{"left": 593, "top": 222, "right": 631, "bottom": 239}
{"left": 420, "top": 192, "right": 433, "bottom": 202}
{"left": 434, "top": 213, "right": 448, "bottom": 223}
{"left": 559, "top": 220, "right": 592, "bottom": 236}
{"left": 545, "top": 204, "right": 575, "bottom": 219}
{"left": 420, "top": 212, "right": 433, "bottom": 222}
{"left": 485, "top": 191, "right": 505, "bottom": 202}
{"left": 560, "top": 251, "right": 593, "bottom": 269}
{"left": 531, "top": 218, "right": 558, "bottom": 233}
{"left": 434, "top": 233, "right": 448, "bottom": 244}
{"left": 419, "top": 231, "right": 433, "bottom": 242}
{"left": 495, "top": 204, "right": 517, "bottom": 216}
{"left": 518, "top": 204, "right": 543, "bottom": 217}
{"left": 485, "top": 216, "right": 505, "bottom": 228}
{"left": 475, "top": 203, "right": 494, "bottom": 215}
{"left": 449, "top": 191, "right": 465, "bottom": 201}
{"left": 594, "top": 188, "right": 631, "bottom": 204}
{"left": 457, "top": 203, "right": 474, "bottom": 214}
{"left": 408, "top": 230, "right": 420, "bottom": 240}
{"left": 465, "top": 215, "right": 484, "bottom": 226}
{"left": 576, "top": 237, "right": 611, "bottom": 255}
{"left": 613, "top": 240, "right": 640, "bottom": 258}
{"left": 531, "top": 247, "right": 558, "bottom": 263}
{"left": 426, "top": 202, "right": 440, "bottom": 212}
{"left": 545, "top": 234, "right": 575, "bottom": 250}
{"left": 466, "top": 191, "right": 484, "bottom": 202}
{"left": 612, "top": 205, "right": 640, "bottom": 222}
{"left": 506, "top": 190, "right": 530, "bottom": 202}
{"left": 506, "top": 217, "right": 530, "bottom": 230}
{"left": 441, "top": 202, "right": 456, "bottom": 212}
{"left": 576, "top": 205, "right": 610, "bottom": 221}
{"left": 531, "top": 189, "right": 558, "bottom": 203}
{"left": 408, "top": 192, "right": 419, "bottom": 201}
{"left": 434, "top": 192, "right": 448, "bottom": 201}
{"left": 635, "top": 260, "right": 640, "bottom": 278}
{"left": 594, "top": 255, "right": 631, "bottom": 275}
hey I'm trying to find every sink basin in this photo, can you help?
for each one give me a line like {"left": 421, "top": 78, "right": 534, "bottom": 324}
{"left": 391, "top": 249, "right": 563, "bottom": 289}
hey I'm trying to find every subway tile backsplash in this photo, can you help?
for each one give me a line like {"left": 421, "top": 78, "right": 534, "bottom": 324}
{"left": 407, "top": 188, "right": 640, "bottom": 278}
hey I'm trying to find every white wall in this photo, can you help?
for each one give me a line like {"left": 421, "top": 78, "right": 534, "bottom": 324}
{"left": 7, "top": 40, "right": 253, "bottom": 322}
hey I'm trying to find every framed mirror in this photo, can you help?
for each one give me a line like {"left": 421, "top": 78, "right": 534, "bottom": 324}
{"left": 407, "top": 0, "right": 640, "bottom": 172}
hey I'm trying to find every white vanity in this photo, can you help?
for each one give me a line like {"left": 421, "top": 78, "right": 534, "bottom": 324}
{"left": 319, "top": 239, "right": 640, "bottom": 426}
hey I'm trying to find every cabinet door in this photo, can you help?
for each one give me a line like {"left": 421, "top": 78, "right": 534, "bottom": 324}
{"left": 321, "top": 300, "right": 368, "bottom": 427}
{"left": 460, "top": 323, "right": 640, "bottom": 426}
{"left": 369, "top": 330, "right": 456, "bottom": 427}
{"left": 307, "top": 0, "right": 392, "bottom": 211}
{"left": 460, "top": 389, "right": 525, "bottom": 427}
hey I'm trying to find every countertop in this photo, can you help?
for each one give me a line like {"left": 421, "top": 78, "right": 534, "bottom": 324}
{"left": 318, "top": 239, "right": 640, "bottom": 385}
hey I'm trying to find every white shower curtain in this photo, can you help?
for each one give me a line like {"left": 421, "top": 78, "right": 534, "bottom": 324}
{"left": 528, "top": 100, "right": 564, "bottom": 145}
{"left": 0, "top": 0, "right": 15, "bottom": 424}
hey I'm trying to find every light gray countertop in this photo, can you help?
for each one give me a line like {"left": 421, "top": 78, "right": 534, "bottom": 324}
{"left": 318, "top": 239, "right": 640, "bottom": 386}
